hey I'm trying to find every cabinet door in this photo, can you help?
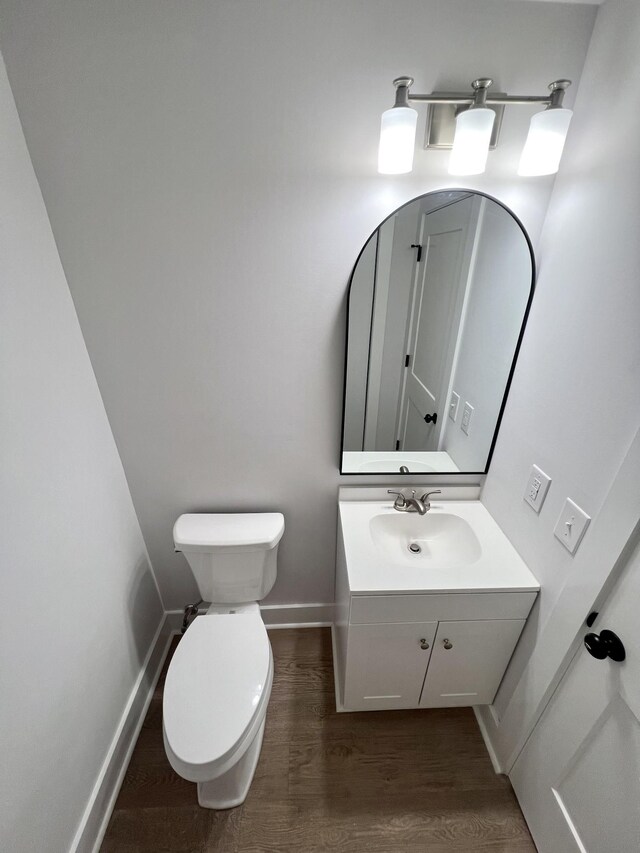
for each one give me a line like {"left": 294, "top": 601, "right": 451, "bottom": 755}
{"left": 344, "top": 622, "right": 437, "bottom": 711}
{"left": 419, "top": 619, "right": 525, "bottom": 708}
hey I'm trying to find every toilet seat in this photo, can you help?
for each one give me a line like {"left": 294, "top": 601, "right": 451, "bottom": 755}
{"left": 163, "top": 611, "right": 272, "bottom": 783}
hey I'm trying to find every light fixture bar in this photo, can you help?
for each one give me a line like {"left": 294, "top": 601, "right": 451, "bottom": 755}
{"left": 408, "top": 93, "right": 558, "bottom": 105}
{"left": 378, "top": 76, "right": 572, "bottom": 175}
{"left": 389, "top": 77, "right": 570, "bottom": 107}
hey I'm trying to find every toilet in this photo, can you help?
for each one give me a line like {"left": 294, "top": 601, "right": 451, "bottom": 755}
{"left": 162, "top": 512, "right": 284, "bottom": 809}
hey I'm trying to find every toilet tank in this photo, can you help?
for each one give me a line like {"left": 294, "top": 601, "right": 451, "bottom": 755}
{"left": 173, "top": 513, "right": 284, "bottom": 603}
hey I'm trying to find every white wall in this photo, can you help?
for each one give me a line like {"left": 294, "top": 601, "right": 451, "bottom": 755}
{"left": 481, "top": 0, "right": 640, "bottom": 726}
{"left": 0, "top": 54, "right": 163, "bottom": 853}
{"left": 0, "top": 0, "right": 597, "bottom": 609}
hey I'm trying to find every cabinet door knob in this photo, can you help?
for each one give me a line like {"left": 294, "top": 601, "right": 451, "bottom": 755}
{"left": 419, "top": 639, "right": 430, "bottom": 650}
{"left": 442, "top": 639, "right": 453, "bottom": 650}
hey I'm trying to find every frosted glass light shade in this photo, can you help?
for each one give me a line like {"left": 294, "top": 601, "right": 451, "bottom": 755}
{"left": 448, "top": 107, "right": 495, "bottom": 176}
{"left": 378, "top": 106, "right": 418, "bottom": 174}
{"left": 518, "top": 108, "right": 572, "bottom": 176}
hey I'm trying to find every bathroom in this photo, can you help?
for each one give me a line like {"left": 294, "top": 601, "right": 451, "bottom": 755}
{"left": 1, "top": 0, "right": 639, "bottom": 850}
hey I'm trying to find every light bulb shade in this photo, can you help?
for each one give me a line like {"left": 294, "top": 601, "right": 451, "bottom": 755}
{"left": 518, "top": 107, "right": 572, "bottom": 176}
{"left": 378, "top": 106, "right": 418, "bottom": 174}
{"left": 448, "top": 107, "right": 495, "bottom": 176}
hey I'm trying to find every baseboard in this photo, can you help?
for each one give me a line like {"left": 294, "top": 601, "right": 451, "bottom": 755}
{"left": 165, "top": 602, "right": 335, "bottom": 631}
{"left": 260, "top": 602, "right": 334, "bottom": 628}
{"left": 70, "top": 613, "right": 175, "bottom": 853}
{"left": 474, "top": 705, "right": 506, "bottom": 775}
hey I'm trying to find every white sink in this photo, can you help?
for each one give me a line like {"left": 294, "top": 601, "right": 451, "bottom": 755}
{"left": 339, "top": 499, "right": 539, "bottom": 594}
{"left": 369, "top": 511, "right": 482, "bottom": 567}
{"left": 357, "top": 459, "right": 436, "bottom": 473}
{"left": 341, "top": 451, "right": 460, "bottom": 474}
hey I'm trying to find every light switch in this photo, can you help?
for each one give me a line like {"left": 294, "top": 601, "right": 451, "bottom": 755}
{"left": 449, "top": 391, "right": 460, "bottom": 422}
{"left": 524, "top": 464, "right": 551, "bottom": 513}
{"left": 554, "top": 498, "right": 591, "bottom": 554}
{"left": 461, "top": 402, "right": 474, "bottom": 435}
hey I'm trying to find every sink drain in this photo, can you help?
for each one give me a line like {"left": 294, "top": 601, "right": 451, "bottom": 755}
{"left": 408, "top": 542, "right": 421, "bottom": 554}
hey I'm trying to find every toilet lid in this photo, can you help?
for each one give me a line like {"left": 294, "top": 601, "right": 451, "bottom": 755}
{"left": 163, "top": 613, "right": 270, "bottom": 775}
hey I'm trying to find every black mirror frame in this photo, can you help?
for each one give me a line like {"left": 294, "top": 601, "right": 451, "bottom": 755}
{"left": 340, "top": 188, "right": 536, "bottom": 476}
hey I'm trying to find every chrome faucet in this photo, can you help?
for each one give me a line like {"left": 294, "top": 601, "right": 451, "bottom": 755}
{"left": 387, "top": 489, "right": 442, "bottom": 515}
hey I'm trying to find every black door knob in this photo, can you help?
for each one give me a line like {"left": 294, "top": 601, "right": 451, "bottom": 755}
{"left": 424, "top": 412, "right": 438, "bottom": 425}
{"left": 584, "top": 629, "right": 626, "bottom": 662}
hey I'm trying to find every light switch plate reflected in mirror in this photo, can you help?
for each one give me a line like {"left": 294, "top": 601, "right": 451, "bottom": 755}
{"left": 554, "top": 498, "right": 591, "bottom": 554}
{"left": 461, "top": 402, "right": 474, "bottom": 435}
{"left": 449, "top": 391, "right": 460, "bottom": 422}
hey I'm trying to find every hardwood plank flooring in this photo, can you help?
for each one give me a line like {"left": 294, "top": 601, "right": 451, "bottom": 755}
{"left": 101, "top": 627, "right": 535, "bottom": 852}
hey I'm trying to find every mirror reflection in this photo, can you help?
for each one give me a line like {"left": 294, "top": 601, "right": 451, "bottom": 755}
{"left": 342, "top": 190, "right": 534, "bottom": 474}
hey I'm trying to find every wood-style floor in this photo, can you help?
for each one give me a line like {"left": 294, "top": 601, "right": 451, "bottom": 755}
{"left": 101, "top": 627, "right": 535, "bottom": 852}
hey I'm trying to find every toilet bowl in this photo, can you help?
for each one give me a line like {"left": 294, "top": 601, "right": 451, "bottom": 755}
{"left": 163, "top": 603, "right": 273, "bottom": 808}
{"left": 162, "top": 512, "right": 284, "bottom": 809}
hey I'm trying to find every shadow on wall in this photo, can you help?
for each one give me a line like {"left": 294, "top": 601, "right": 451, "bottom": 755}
{"left": 126, "top": 556, "right": 164, "bottom": 672}
{"left": 494, "top": 594, "right": 542, "bottom": 719}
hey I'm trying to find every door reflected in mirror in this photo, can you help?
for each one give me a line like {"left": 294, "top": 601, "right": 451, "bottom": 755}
{"left": 342, "top": 190, "right": 534, "bottom": 475}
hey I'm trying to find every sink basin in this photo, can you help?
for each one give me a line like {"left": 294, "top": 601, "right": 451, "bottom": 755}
{"left": 341, "top": 452, "right": 460, "bottom": 474}
{"left": 338, "top": 498, "right": 540, "bottom": 594}
{"left": 358, "top": 460, "right": 436, "bottom": 473}
{"left": 369, "top": 512, "right": 481, "bottom": 567}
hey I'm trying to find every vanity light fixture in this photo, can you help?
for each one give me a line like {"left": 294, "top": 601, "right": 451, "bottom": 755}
{"left": 448, "top": 79, "right": 495, "bottom": 176}
{"left": 377, "top": 76, "right": 572, "bottom": 176}
{"left": 518, "top": 81, "right": 573, "bottom": 176}
{"left": 378, "top": 77, "right": 419, "bottom": 174}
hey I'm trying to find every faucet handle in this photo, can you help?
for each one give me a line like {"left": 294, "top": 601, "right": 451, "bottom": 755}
{"left": 420, "top": 489, "right": 442, "bottom": 503}
{"left": 387, "top": 489, "right": 407, "bottom": 508}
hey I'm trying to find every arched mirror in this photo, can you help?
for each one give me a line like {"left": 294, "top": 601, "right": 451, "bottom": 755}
{"left": 341, "top": 190, "right": 534, "bottom": 475}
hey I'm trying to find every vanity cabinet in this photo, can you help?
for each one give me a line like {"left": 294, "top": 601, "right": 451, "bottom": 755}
{"left": 334, "top": 498, "right": 540, "bottom": 713}
{"left": 342, "top": 616, "right": 526, "bottom": 711}
{"left": 335, "top": 531, "right": 537, "bottom": 712}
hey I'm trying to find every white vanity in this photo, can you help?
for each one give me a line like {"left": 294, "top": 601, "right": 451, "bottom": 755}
{"left": 333, "top": 492, "right": 539, "bottom": 712}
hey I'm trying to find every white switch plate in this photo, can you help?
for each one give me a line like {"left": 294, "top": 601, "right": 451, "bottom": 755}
{"left": 449, "top": 391, "right": 460, "bottom": 422}
{"left": 461, "top": 402, "right": 474, "bottom": 435}
{"left": 524, "top": 464, "right": 551, "bottom": 513}
{"left": 554, "top": 498, "right": 591, "bottom": 554}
